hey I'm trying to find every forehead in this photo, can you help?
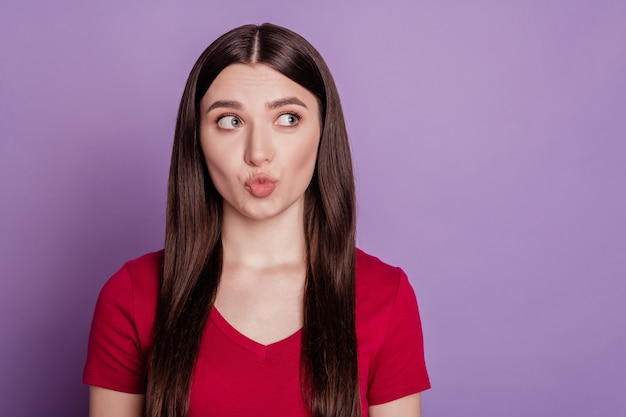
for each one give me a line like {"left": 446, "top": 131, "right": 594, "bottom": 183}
{"left": 201, "top": 64, "right": 318, "bottom": 110}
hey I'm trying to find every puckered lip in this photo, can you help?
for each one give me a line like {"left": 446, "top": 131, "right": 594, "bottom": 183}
{"left": 244, "top": 173, "right": 277, "bottom": 187}
{"left": 244, "top": 173, "right": 278, "bottom": 198}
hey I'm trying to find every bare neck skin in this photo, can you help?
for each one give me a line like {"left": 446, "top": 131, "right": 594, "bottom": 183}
{"left": 220, "top": 198, "right": 306, "bottom": 269}
{"left": 215, "top": 199, "right": 307, "bottom": 345}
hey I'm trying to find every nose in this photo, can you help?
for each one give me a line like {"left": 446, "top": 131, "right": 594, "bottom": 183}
{"left": 244, "top": 123, "right": 274, "bottom": 166}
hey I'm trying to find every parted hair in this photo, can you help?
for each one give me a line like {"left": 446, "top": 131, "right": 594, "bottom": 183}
{"left": 147, "top": 23, "right": 359, "bottom": 417}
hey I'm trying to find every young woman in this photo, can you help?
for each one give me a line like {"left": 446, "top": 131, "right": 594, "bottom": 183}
{"left": 84, "top": 23, "right": 430, "bottom": 417}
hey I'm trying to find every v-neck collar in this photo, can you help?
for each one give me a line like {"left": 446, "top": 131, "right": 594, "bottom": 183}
{"left": 209, "top": 308, "right": 302, "bottom": 359}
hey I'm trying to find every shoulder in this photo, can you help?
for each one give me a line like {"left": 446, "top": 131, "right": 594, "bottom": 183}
{"left": 355, "top": 248, "right": 406, "bottom": 299}
{"left": 123, "top": 250, "right": 164, "bottom": 296}
{"left": 356, "top": 248, "right": 400, "bottom": 276}
{"left": 354, "top": 249, "right": 431, "bottom": 402}
{"left": 355, "top": 248, "right": 424, "bottom": 347}
{"left": 84, "top": 250, "right": 164, "bottom": 393}
{"left": 355, "top": 248, "right": 413, "bottom": 335}
{"left": 103, "top": 250, "right": 163, "bottom": 298}
{"left": 123, "top": 250, "right": 164, "bottom": 282}
{"left": 98, "top": 250, "right": 163, "bottom": 349}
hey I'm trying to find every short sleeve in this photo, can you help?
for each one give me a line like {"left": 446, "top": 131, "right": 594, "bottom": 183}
{"left": 367, "top": 270, "right": 430, "bottom": 405}
{"left": 83, "top": 264, "right": 147, "bottom": 394}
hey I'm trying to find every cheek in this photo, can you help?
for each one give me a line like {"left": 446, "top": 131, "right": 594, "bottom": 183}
{"left": 201, "top": 143, "right": 233, "bottom": 185}
{"left": 200, "top": 128, "right": 229, "bottom": 175}
{"left": 205, "top": 156, "right": 232, "bottom": 183}
{"left": 292, "top": 130, "right": 320, "bottom": 174}
{"left": 302, "top": 148, "right": 319, "bottom": 176}
{"left": 201, "top": 133, "right": 233, "bottom": 171}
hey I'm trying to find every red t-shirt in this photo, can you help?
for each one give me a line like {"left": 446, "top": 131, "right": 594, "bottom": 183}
{"left": 83, "top": 249, "right": 430, "bottom": 416}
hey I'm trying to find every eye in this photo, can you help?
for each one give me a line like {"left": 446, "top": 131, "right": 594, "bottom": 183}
{"left": 276, "top": 113, "right": 300, "bottom": 127}
{"left": 217, "top": 115, "right": 242, "bottom": 130}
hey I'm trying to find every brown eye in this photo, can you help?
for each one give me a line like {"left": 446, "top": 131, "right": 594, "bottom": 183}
{"left": 276, "top": 113, "right": 299, "bottom": 127}
{"left": 217, "top": 115, "right": 242, "bottom": 130}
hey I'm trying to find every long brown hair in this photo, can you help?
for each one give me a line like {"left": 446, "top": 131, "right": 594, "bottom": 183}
{"left": 147, "top": 23, "right": 359, "bottom": 417}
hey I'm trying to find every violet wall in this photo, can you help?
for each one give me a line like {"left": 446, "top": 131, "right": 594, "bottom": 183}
{"left": 1, "top": 1, "right": 624, "bottom": 416}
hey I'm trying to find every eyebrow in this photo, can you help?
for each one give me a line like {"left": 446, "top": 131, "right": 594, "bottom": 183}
{"left": 205, "top": 97, "right": 308, "bottom": 113}
{"left": 266, "top": 97, "right": 308, "bottom": 110}
{"left": 206, "top": 100, "right": 242, "bottom": 113}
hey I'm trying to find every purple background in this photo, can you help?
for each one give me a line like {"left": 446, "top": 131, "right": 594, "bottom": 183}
{"left": 1, "top": 1, "right": 624, "bottom": 416}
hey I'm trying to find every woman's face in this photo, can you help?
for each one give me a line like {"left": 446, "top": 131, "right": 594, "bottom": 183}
{"left": 199, "top": 63, "right": 321, "bottom": 222}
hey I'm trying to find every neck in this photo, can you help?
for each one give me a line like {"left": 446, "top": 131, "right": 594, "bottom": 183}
{"left": 220, "top": 203, "right": 307, "bottom": 269}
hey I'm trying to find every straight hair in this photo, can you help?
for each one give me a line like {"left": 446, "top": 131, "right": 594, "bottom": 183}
{"left": 147, "top": 23, "right": 359, "bottom": 417}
